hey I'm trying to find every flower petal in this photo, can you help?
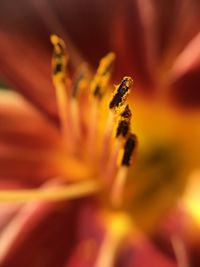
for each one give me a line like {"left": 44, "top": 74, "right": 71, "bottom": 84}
{"left": 0, "top": 200, "right": 77, "bottom": 267}
{"left": 65, "top": 203, "right": 177, "bottom": 267}
{"left": 0, "top": 30, "right": 57, "bottom": 119}
{"left": 170, "top": 65, "right": 200, "bottom": 108}
{"left": 0, "top": 0, "right": 82, "bottom": 118}
{"left": 0, "top": 90, "right": 61, "bottom": 185}
{"left": 54, "top": 0, "right": 156, "bottom": 92}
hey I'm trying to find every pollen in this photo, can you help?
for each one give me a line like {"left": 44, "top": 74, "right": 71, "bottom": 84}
{"left": 0, "top": 35, "right": 138, "bottom": 207}
{"left": 121, "top": 133, "right": 137, "bottom": 166}
{"left": 109, "top": 76, "right": 133, "bottom": 110}
{"left": 115, "top": 104, "right": 132, "bottom": 139}
{"left": 50, "top": 34, "right": 68, "bottom": 84}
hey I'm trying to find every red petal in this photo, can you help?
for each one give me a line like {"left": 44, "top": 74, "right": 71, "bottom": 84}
{"left": 170, "top": 66, "right": 200, "bottom": 109}
{"left": 0, "top": 31, "right": 58, "bottom": 119}
{"left": 0, "top": 90, "right": 61, "bottom": 186}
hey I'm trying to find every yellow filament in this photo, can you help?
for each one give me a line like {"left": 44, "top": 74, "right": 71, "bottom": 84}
{"left": 88, "top": 53, "right": 115, "bottom": 156}
{"left": 70, "top": 65, "right": 90, "bottom": 140}
{"left": 104, "top": 139, "right": 121, "bottom": 184}
{"left": 87, "top": 98, "right": 99, "bottom": 157}
{"left": 91, "top": 52, "right": 116, "bottom": 99}
{"left": 70, "top": 98, "right": 81, "bottom": 140}
{"left": 110, "top": 166, "right": 128, "bottom": 207}
{"left": 0, "top": 180, "right": 99, "bottom": 203}
{"left": 102, "top": 110, "right": 114, "bottom": 144}
{"left": 99, "top": 110, "right": 115, "bottom": 165}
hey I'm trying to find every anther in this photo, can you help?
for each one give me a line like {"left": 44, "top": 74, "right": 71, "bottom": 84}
{"left": 116, "top": 120, "right": 129, "bottom": 138}
{"left": 121, "top": 104, "right": 132, "bottom": 119}
{"left": 115, "top": 104, "right": 132, "bottom": 139}
{"left": 71, "top": 64, "right": 90, "bottom": 98}
{"left": 110, "top": 133, "right": 137, "bottom": 207}
{"left": 50, "top": 34, "right": 68, "bottom": 84}
{"left": 87, "top": 53, "right": 115, "bottom": 156}
{"left": 109, "top": 77, "right": 133, "bottom": 109}
{"left": 91, "top": 52, "right": 116, "bottom": 99}
{"left": 50, "top": 35, "right": 72, "bottom": 148}
{"left": 121, "top": 133, "right": 137, "bottom": 166}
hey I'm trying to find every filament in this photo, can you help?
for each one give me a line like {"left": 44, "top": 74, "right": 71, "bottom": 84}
{"left": 0, "top": 180, "right": 100, "bottom": 203}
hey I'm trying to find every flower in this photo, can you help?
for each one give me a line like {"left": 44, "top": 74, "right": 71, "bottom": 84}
{"left": 0, "top": 34, "right": 179, "bottom": 267}
{"left": 0, "top": 1, "right": 199, "bottom": 266}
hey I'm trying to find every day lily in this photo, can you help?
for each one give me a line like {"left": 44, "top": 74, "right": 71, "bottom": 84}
{"left": 0, "top": 1, "right": 199, "bottom": 267}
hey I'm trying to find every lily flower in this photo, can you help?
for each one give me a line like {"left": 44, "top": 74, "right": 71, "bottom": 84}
{"left": 0, "top": 1, "right": 199, "bottom": 267}
{"left": 0, "top": 35, "right": 177, "bottom": 267}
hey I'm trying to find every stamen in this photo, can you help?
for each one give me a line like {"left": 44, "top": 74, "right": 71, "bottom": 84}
{"left": 111, "top": 134, "right": 137, "bottom": 207}
{"left": 121, "top": 133, "right": 137, "bottom": 166}
{"left": 104, "top": 105, "right": 132, "bottom": 184}
{"left": 50, "top": 34, "right": 68, "bottom": 85}
{"left": 115, "top": 104, "right": 132, "bottom": 139}
{"left": 116, "top": 121, "right": 129, "bottom": 138}
{"left": 70, "top": 64, "right": 90, "bottom": 140}
{"left": 100, "top": 78, "right": 133, "bottom": 174}
{"left": 0, "top": 180, "right": 99, "bottom": 203}
{"left": 88, "top": 53, "right": 115, "bottom": 156}
{"left": 109, "top": 77, "right": 133, "bottom": 110}
{"left": 91, "top": 53, "right": 116, "bottom": 99}
{"left": 50, "top": 35, "right": 70, "bottom": 141}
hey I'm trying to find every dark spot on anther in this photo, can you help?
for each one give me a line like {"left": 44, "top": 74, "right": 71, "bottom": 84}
{"left": 53, "top": 52, "right": 63, "bottom": 60}
{"left": 116, "top": 120, "right": 129, "bottom": 138}
{"left": 122, "top": 134, "right": 137, "bottom": 166}
{"left": 121, "top": 105, "right": 132, "bottom": 119}
{"left": 54, "top": 63, "right": 63, "bottom": 74}
{"left": 57, "top": 43, "right": 63, "bottom": 51}
{"left": 109, "top": 78, "right": 129, "bottom": 109}
{"left": 72, "top": 73, "right": 84, "bottom": 97}
{"left": 94, "top": 84, "right": 102, "bottom": 99}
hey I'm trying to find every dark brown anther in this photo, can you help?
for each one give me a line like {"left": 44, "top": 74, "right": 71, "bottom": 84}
{"left": 121, "top": 134, "right": 137, "bottom": 166}
{"left": 109, "top": 77, "right": 133, "bottom": 109}
{"left": 116, "top": 120, "right": 129, "bottom": 138}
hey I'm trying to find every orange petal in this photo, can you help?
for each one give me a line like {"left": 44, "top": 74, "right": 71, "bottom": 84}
{"left": 0, "top": 90, "right": 61, "bottom": 185}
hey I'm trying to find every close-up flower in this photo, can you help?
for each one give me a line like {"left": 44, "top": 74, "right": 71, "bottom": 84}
{"left": 0, "top": 1, "right": 199, "bottom": 267}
